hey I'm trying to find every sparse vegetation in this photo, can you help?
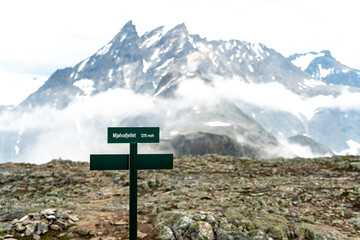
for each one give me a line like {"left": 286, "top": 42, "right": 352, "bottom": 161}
{"left": 1, "top": 155, "right": 360, "bottom": 239}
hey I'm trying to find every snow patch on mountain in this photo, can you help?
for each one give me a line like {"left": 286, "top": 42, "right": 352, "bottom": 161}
{"left": 248, "top": 65, "right": 254, "bottom": 72}
{"left": 317, "top": 65, "right": 334, "bottom": 79}
{"left": 291, "top": 52, "right": 325, "bottom": 71}
{"left": 205, "top": 121, "right": 232, "bottom": 127}
{"left": 96, "top": 43, "right": 112, "bottom": 56}
{"left": 140, "top": 27, "right": 169, "bottom": 48}
{"left": 302, "top": 79, "right": 326, "bottom": 88}
{"left": 108, "top": 69, "right": 113, "bottom": 81}
{"left": 339, "top": 140, "right": 360, "bottom": 155}
{"left": 73, "top": 79, "right": 95, "bottom": 99}
{"left": 78, "top": 58, "right": 90, "bottom": 72}
{"left": 157, "top": 58, "right": 174, "bottom": 70}
{"left": 15, "top": 129, "right": 24, "bottom": 155}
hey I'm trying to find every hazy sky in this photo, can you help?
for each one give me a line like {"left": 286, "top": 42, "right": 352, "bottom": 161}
{"left": 0, "top": 0, "right": 359, "bottom": 104}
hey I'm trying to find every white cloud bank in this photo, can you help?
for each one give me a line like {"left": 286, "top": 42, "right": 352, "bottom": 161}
{"left": 176, "top": 77, "right": 360, "bottom": 120}
{"left": 1, "top": 75, "right": 360, "bottom": 163}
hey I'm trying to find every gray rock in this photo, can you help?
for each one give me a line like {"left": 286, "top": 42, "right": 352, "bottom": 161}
{"left": 55, "top": 209, "right": 69, "bottom": 219}
{"left": 25, "top": 223, "right": 35, "bottom": 236}
{"left": 41, "top": 208, "right": 56, "bottom": 216}
{"left": 157, "top": 226, "right": 176, "bottom": 240}
{"left": 33, "top": 234, "right": 41, "bottom": 240}
{"left": 172, "top": 216, "right": 195, "bottom": 239}
{"left": 14, "top": 223, "right": 26, "bottom": 232}
{"left": 35, "top": 222, "right": 49, "bottom": 235}
{"left": 0, "top": 222, "right": 12, "bottom": 233}
{"left": 2, "top": 235, "right": 17, "bottom": 240}
{"left": 9, "top": 208, "right": 78, "bottom": 237}
{"left": 185, "top": 221, "right": 215, "bottom": 240}
{"left": 216, "top": 229, "right": 251, "bottom": 240}
{"left": 348, "top": 217, "right": 360, "bottom": 230}
{"left": 69, "top": 215, "right": 79, "bottom": 222}
{"left": 49, "top": 224, "right": 61, "bottom": 231}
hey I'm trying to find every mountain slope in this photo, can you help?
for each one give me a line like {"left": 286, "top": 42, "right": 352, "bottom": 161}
{"left": 288, "top": 50, "right": 360, "bottom": 87}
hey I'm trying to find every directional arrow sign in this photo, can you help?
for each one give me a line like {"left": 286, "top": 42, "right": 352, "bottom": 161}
{"left": 90, "top": 154, "right": 128, "bottom": 170}
{"left": 90, "top": 154, "right": 173, "bottom": 170}
{"left": 138, "top": 154, "right": 173, "bottom": 170}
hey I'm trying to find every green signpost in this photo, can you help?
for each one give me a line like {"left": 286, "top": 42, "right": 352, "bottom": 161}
{"left": 90, "top": 127, "right": 173, "bottom": 240}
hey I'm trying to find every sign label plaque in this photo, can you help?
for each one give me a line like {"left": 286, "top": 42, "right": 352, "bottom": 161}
{"left": 108, "top": 127, "right": 159, "bottom": 143}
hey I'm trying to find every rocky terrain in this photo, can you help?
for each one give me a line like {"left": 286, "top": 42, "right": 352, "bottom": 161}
{"left": 1, "top": 155, "right": 360, "bottom": 239}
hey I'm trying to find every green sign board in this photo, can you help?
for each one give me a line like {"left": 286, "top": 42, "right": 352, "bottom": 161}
{"left": 90, "top": 154, "right": 129, "bottom": 170}
{"left": 108, "top": 127, "right": 159, "bottom": 143}
{"left": 90, "top": 154, "right": 173, "bottom": 170}
{"left": 90, "top": 127, "right": 173, "bottom": 240}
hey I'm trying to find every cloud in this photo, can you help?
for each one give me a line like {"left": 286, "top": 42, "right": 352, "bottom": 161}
{"left": 207, "top": 77, "right": 360, "bottom": 120}
{"left": 0, "top": 88, "right": 162, "bottom": 163}
{"left": 1, "top": 75, "right": 360, "bottom": 163}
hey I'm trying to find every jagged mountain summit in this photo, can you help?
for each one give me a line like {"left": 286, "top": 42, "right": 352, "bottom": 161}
{"left": 20, "top": 20, "right": 320, "bottom": 110}
{"left": 288, "top": 50, "right": 360, "bottom": 87}
{"left": 1, "top": 21, "right": 360, "bottom": 162}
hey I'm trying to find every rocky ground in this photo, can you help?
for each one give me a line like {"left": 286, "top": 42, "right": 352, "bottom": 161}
{"left": 0, "top": 155, "right": 360, "bottom": 239}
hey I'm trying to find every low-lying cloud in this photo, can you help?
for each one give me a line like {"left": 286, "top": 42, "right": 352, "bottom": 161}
{"left": 1, "top": 75, "right": 359, "bottom": 163}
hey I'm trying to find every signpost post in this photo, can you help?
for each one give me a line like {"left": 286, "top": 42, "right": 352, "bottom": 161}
{"left": 90, "top": 127, "right": 173, "bottom": 240}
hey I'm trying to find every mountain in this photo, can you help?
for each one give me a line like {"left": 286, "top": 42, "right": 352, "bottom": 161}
{"left": 287, "top": 134, "right": 334, "bottom": 156}
{"left": 19, "top": 21, "right": 325, "bottom": 111}
{"left": 288, "top": 50, "right": 360, "bottom": 87}
{"left": 161, "top": 131, "right": 275, "bottom": 159}
{"left": 1, "top": 21, "right": 360, "bottom": 162}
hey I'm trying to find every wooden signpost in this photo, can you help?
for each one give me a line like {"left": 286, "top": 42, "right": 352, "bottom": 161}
{"left": 90, "top": 127, "right": 173, "bottom": 240}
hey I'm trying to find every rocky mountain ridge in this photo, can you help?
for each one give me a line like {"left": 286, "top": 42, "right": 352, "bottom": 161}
{"left": 288, "top": 50, "right": 360, "bottom": 88}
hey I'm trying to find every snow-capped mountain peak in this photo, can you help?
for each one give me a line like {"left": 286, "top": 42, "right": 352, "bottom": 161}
{"left": 288, "top": 50, "right": 360, "bottom": 87}
{"left": 288, "top": 50, "right": 330, "bottom": 71}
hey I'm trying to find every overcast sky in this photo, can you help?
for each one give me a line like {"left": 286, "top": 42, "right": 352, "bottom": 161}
{"left": 0, "top": 0, "right": 359, "bottom": 104}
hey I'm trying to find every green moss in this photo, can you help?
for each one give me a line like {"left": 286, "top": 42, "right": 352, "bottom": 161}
{"left": 12, "top": 231, "right": 72, "bottom": 240}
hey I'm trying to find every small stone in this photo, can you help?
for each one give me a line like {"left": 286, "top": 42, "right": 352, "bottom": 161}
{"left": 88, "top": 230, "right": 95, "bottom": 236}
{"left": 36, "top": 222, "right": 49, "bottom": 235}
{"left": 46, "top": 215, "right": 56, "bottom": 220}
{"left": 157, "top": 226, "right": 175, "bottom": 240}
{"left": 11, "top": 219, "right": 19, "bottom": 225}
{"left": 15, "top": 223, "right": 26, "bottom": 232}
{"left": 41, "top": 209, "right": 56, "bottom": 216}
{"left": 55, "top": 219, "right": 69, "bottom": 228}
{"left": 348, "top": 217, "right": 360, "bottom": 230}
{"left": 25, "top": 224, "right": 34, "bottom": 236}
{"left": 137, "top": 231, "right": 147, "bottom": 239}
{"left": 114, "top": 220, "right": 127, "bottom": 225}
{"left": 49, "top": 224, "right": 61, "bottom": 231}
{"left": 56, "top": 210, "right": 69, "bottom": 219}
{"left": 3, "top": 235, "right": 14, "bottom": 239}
{"left": 148, "top": 180, "right": 156, "bottom": 188}
{"left": 33, "top": 234, "right": 41, "bottom": 240}
{"left": 19, "top": 215, "right": 29, "bottom": 223}
{"left": 69, "top": 215, "right": 79, "bottom": 222}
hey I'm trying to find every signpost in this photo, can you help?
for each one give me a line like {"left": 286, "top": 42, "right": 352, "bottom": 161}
{"left": 90, "top": 127, "right": 173, "bottom": 240}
